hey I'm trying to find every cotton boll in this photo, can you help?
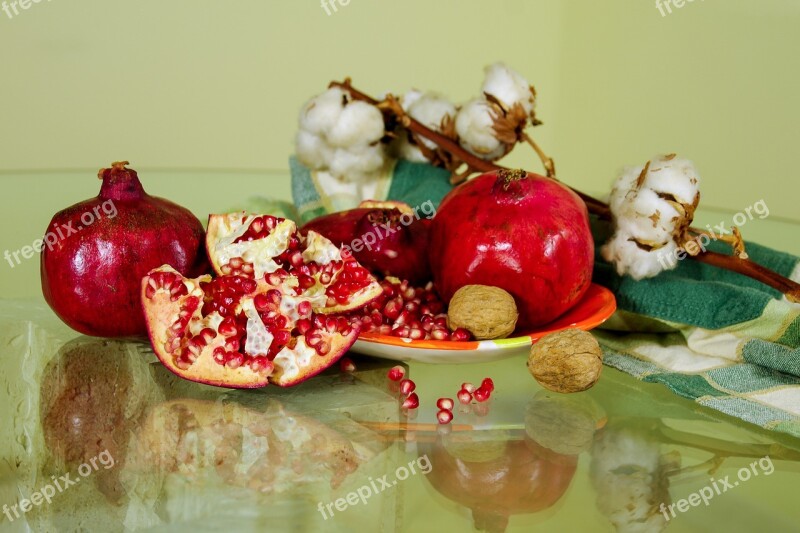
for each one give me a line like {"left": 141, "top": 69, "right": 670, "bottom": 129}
{"left": 400, "top": 89, "right": 424, "bottom": 111}
{"left": 327, "top": 101, "right": 386, "bottom": 148}
{"left": 601, "top": 232, "right": 678, "bottom": 280}
{"left": 393, "top": 92, "right": 457, "bottom": 163}
{"left": 481, "top": 62, "right": 535, "bottom": 116}
{"left": 609, "top": 165, "right": 642, "bottom": 217}
{"left": 644, "top": 154, "right": 700, "bottom": 205}
{"left": 295, "top": 130, "right": 333, "bottom": 170}
{"left": 455, "top": 98, "right": 507, "bottom": 160}
{"left": 328, "top": 144, "right": 387, "bottom": 182}
{"left": 295, "top": 87, "right": 389, "bottom": 182}
{"left": 604, "top": 154, "right": 701, "bottom": 278}
{"left": 406, "top": 93, "right": 456, "bottom": 151}
{"left": 392, "top": 128, "right": 428, "bottom": 163}
{"left": 298, "top": 87, "right": 347, "bottom": 136}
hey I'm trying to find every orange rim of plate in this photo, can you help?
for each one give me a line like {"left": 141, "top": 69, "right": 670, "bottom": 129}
{"left": 356, "top": 283, "right": 617, "bottom": 351}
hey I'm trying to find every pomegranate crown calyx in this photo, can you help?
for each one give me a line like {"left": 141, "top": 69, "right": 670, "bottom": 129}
{"left": 497, "top": 168, "right": 528, "bottom": 190}
{"left": 98, "top": 160, "right": 146, "bottom": 201}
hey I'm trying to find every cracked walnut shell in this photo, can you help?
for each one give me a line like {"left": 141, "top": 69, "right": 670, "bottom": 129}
{"left": 527, "top": 329, "right": 603, "bottom": 393}
{"left": 447, "top": 285, "right": 518, "bottom": 340}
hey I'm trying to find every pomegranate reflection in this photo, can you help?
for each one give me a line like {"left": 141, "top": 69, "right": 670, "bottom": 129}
{"left": 419, "top": 431, "right": 577, "bottom": 533}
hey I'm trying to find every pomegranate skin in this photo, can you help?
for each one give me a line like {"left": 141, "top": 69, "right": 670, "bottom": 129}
{"left": 41, "top": 162, "right": 207, "bottom": 338}
{"left": 429, "top": 170, "right": 594, "bottom": 329}
{"left": 302, "top": 203, "right": 432, "bottom": 284}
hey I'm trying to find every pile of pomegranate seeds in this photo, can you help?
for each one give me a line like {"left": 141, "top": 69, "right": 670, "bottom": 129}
{"left": 344, "top": 278, "right": 473, "bottom": 341}
{"left": 386, "top": 370, "right": 495, "bottom": 424}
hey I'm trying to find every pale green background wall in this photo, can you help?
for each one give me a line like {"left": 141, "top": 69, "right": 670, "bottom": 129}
{"left": 1, "top": 0, "right": 798, "bottom": 300}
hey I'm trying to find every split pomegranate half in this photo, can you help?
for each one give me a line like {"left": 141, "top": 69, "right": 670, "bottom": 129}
{"left": 206, "top": 212, "right": 383, "bottom": 313}
{"left": 141, "top": 265, "right": 360, "bottom": 388}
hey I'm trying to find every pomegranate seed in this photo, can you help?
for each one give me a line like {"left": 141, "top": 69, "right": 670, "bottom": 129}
{"left": 473, "top": 386, "right": 491, "bottom": 402}
{"left": 451, "top": 328, "right": 472, "bottom": 342}
{"left": 431, "top": 329, "right": 450, "bottom": 341}
{"left": 219, "top": 317, "right": 238, "bottom": 337}
{"left": 394, "top": 310, "right": 411, "bottom": 327}
{"left": 461, "top": 382, "right": 476, "bottom": 394}
{"left": 315, "top": 341, "right": 331, "bottom": 356}
{"left": 387, "top": 366, "right": 405, "bottom": 381}
{"left": 273, "top": 330, "right": 291, "bottom": 346}
{"left": 226, "top": 338, "right": 240, "bottom": 352}
{"left": 457, "top": 389, "right": 472, "bottom": 404}
{"left": 481, "top": 377, "right": 495, "bottom": 392}
{"left": 392, "top": 326, "right": 411, "bottom": 338}
{"left": 306, "top": 333, "right": 322, "bottom": 347}
{"left": 402, "top": 393, "right": 419, "bottom": 409}
{"left": 226, "top": 354, "right": 244, "bottom": 369}
{"left": 437, "top": 410, "right": 453, "bottom": 425}
{"left": 437, "top": 398, "right": 454, "bottom": 410}
{"left": 213, "top": 347, "right": 228, "bottom": 365}
{"left": 383, "top": 299, "right": 402, "bottom": 320}
{"left": 254, "top": 293, "right": 272, "bottom": 311}
{"left": 340, "top": 357, "right": 356, "bottom": 373}
{"left": 296, "top": 318, "right": 313, "bottom": 335}
{"left": 409, "top": 328, "right": 425, "bottom": 340}
{"left": 297, "top": 300, "right": 312, "bottom": 317}
{"left": 399, "top": 379, "right": 416, "bottom": 395}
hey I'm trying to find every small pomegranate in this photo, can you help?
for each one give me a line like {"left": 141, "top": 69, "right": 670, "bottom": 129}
{"left": 41, "top": 161, "right": 206, "bottom": 337}
{"left": 430, "top": 169, "right": 594, "bottom": 329}
{"left": 301, "top": 200, "right": 432, "bottom": 284}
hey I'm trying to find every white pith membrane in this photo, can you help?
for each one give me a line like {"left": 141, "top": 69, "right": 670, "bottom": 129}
{"left": 208, "top": 213, "right": 295, "bottom": 279}
{"left": 207, "top": 212, "right": 383, "bottom": 314}
{"left": 141, "top": 265, "right": 360, "bottom": 388}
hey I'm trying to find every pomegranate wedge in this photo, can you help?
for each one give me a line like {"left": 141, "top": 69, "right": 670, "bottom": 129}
{"left": 141, "top": 265, "right": 359, "bottom": 388}
{"left": 206, "top": 212, "right": 383, "bottom": 314}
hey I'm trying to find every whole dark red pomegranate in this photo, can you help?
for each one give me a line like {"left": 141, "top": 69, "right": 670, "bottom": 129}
{"left": 41, "top": 162, "right": 207, "bottom": 337}
{"left": 301, "top": 200, "right": 432, "bottom": 284}
{"left": 430, "top": 169, "right": 593, "bottom": 329}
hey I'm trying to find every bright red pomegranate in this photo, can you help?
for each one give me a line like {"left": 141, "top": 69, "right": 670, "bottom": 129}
{"left": 206, "top": 212, "right": 383, "bottom": 314}
{"left": 41, "top": 161, "right": 206, "bottom": 337}
{"left": 301, "top": 200, "right": 432, "bottom": 284}
{"left": 429, "top": 169, "right": 594, "bottom": 329}
{"left": 141, "top": 265, "right": 359, "bottom": 388}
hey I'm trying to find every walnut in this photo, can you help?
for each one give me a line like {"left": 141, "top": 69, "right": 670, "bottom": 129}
{"left": 447, "top": 285, "right": 518, "bottom": 340}
{"left": 527, "top": 328, "right": 603, "bottom": 393}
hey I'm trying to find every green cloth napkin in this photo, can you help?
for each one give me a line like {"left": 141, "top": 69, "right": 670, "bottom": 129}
{"left": 285, "top": 159, "right": 800, "bottom": 438}
{"left": 289, "top": 156, "right": 454, "bottom": 224}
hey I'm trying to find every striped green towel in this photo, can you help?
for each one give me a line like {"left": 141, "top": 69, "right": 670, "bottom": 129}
{"left": 593, "top": 217, "right": 800, "bottom": 438}
{"left": 287, "top": 159, "right": 800, "bottom": 437}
